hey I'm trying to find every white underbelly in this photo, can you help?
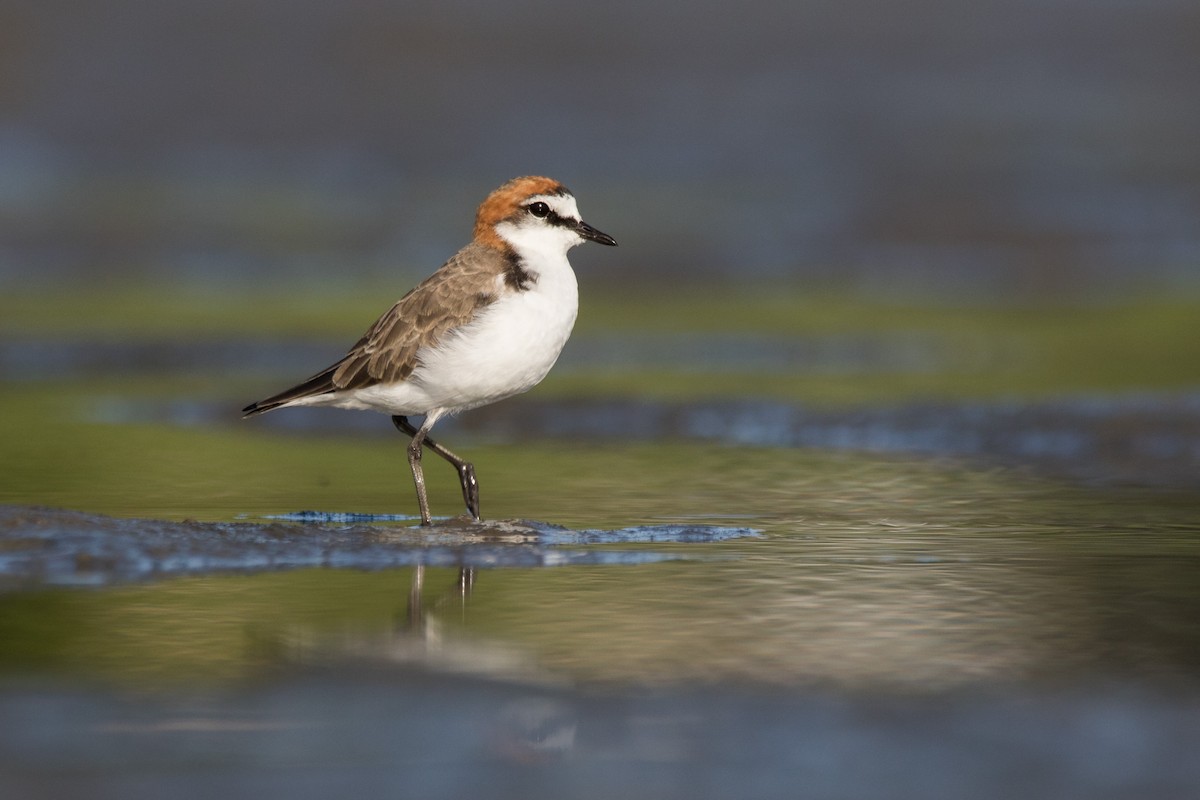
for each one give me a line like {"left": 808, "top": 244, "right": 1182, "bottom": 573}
{"left": 317, "top": 271, "right": 578, "bottom": 417}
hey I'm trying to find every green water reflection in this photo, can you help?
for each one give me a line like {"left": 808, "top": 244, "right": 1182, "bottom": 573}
{"left": 3, "top": 443, "right": 1198, "bottom": 691}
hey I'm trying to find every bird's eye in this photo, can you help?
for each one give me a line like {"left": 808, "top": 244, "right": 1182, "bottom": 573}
{"left": 528, "top": 202, "right": 550, "bottom": 218}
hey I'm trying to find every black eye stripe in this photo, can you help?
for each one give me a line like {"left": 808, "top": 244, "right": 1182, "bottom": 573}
{"left": 526, "top": 202, "right": 576, "bottom": 229}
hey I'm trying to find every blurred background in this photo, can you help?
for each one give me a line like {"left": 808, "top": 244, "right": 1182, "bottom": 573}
{"left": 3, "top": 0, "right": 1198, "bottom": 491}
{"left": 2, "top": 0, "right": 1197, "bottom": 298}
{"left": 3, "top": 3, "right": 1200, "bottom": 796}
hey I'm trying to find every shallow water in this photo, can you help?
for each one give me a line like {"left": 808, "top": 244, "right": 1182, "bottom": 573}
{"left": 2, "top": 294, "right": 1199, "bottom": 797}
{"left": 3, "top": 446, "right": 1199, "bottom": 691}
{"left": 2, "top": 455, "right": 1200, "bottom": 798}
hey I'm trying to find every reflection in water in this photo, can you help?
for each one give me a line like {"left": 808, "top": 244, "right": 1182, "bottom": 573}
{"left": 1, "top": 451, "right": 1199, "bottom": 691}
{"left": 276, "top": 564, "right": 573, "bottom": 696}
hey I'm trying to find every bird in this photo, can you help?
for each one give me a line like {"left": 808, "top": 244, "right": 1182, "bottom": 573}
{"left": 242, "top": 176, "right": 617, "bottom": 525}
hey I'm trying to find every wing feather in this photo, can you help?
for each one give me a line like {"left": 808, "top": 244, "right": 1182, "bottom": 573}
{"left": 242, "top": 243, "right": 506, "bottom": 416}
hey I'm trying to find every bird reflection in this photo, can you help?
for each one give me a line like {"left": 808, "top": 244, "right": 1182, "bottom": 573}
{"left": 403, "top": 564, "right": 476, "bottom": 638}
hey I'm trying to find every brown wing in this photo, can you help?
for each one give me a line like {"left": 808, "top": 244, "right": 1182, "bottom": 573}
{"left": 242, "top": 243, "right": 506, "bottom": 416}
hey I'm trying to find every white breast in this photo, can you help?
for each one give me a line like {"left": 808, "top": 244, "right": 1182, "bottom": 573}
{"left": 415, "top": 264, "right": 578, "bottom": 412}
{"left": 334, "top": 255, "right": 579, "bottom": 417}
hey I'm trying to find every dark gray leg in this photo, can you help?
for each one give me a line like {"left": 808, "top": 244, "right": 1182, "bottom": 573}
{"left": 399, "top": 417, "right": 433, "bottom": 525}
{"left": 392, "top": 415, "right": 481, "bottom": 523}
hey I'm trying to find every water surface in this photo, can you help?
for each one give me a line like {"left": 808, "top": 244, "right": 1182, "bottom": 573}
{"left": 3, "top": 445, "right": 1198, "bottom": 692}
{"left": 1, "top": 290, "right": 1198, "bottom": 798}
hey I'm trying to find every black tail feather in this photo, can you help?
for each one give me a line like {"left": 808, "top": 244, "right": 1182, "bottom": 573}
{"left": 242, "top": 368, "right": 337, "bottom": 418}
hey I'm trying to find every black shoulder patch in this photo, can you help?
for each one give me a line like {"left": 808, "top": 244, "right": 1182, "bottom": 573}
{"left": 504, "top": 252, "right": 537, "bottom": 291}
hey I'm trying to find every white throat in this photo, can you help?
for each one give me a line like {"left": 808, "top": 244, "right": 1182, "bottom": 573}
{"left": 495, "top": 223, "right": 582, "bottom": 270}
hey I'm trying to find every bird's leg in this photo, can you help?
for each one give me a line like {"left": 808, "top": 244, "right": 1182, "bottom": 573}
{"left": 417, "top": 426, "right": 480, "bottom": 521}
{"left": 392, "top": 416, "right": 481, "bottom": 523}
{"left": 398, "top": 417, "right": 433, "bottom": 525}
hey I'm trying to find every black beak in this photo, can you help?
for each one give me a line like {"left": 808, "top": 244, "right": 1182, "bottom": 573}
{"left": 576, "top": 220, "right": 617, "bottom": 246}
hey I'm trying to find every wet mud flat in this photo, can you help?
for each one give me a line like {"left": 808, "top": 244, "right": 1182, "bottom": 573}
{"left": 0, "top": 505, "right": 757, "bottom": 589}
